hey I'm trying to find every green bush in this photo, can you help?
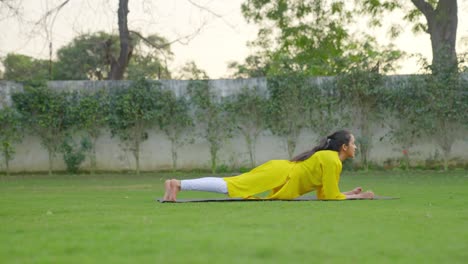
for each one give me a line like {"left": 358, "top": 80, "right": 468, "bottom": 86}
{"left": 0, "top": 107, "right": 24, "bottom": 175}
{"left": 60, "top": 136, "right": 92, "bottom": 174}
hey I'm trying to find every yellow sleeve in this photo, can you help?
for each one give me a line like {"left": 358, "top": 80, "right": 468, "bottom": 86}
{"left": 317, "top": 161, "right": 346, "bottom": 200}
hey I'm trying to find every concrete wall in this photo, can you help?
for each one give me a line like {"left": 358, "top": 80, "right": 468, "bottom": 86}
{"left": 0, "top": 81, "right": 23, "bottom": 108}
{"left": 0, "top": 78, "right": 466, "bottom": 172}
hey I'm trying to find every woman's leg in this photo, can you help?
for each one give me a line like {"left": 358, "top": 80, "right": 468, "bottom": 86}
{"left": 163, "top": 177, "right": 228, "bottom": 201}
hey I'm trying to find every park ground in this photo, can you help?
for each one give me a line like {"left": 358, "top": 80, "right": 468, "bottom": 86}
{"left": 1, "top": 170, "right": 467, "bottom": 263}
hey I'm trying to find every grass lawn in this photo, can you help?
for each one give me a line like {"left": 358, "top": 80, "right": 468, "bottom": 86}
{"left": 1, "top": 170, "right": 467, "bottom": 263}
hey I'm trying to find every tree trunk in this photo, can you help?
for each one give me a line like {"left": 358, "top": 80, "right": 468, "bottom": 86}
{"left": 411, "top": 0, "right": 458, "bottom": 73}
{"left": 359, "top": 107, "right": 371, "bottom": 171}
{"left": 90, "top": 137, "right": 97, "bottom": 175}
{"left": 48, "top": 149, "right": 53, "bottom": 176}
{"left": 286, "top": 137, "right": 295, "bottom": 160}
{"left": 437, "top": 122, "right": 454, "bottom": 171}
{"left": 5, "top": 152, "right": 10, "bottom": 176}
{"left": 109, "top": 0, "right": 133, "bottom": 80}
{"left": 134, "top": 135, "right": 141, "bottom": 175}
{"left": 210, "top": 144, "right": 217, "bottom": 174}
{"left": 242, "top": 130, "right": 255, "bottom": 168}
{"left": 246, "top": 134, "right": 256, "bottom": 168}
{"left": 171, "top": 139, "right": 177, "bottom": 172}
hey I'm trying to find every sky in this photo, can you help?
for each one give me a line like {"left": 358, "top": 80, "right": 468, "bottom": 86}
{"left": 0, "top": 0, "right": 467, "bottom": 79}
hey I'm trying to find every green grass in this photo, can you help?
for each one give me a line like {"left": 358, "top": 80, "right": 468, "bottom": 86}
{"left": 1, "top": 170, "right": 467, "bottom": 263}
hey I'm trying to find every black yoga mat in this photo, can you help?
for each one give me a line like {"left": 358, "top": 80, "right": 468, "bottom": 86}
{"left": 157, "top": 196, "right": 398, "bottom": 203}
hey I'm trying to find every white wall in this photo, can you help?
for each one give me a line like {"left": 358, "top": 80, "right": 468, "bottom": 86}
{"left": 1, "top": 78, "right": 467, "bottom": 172}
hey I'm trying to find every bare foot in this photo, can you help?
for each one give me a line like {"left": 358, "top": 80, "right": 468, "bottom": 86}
{"left": 163, "top": 180, "right": 172, "bottom": 201}
{"left": 163, "top": 179, "right": 180, "bottom": 202}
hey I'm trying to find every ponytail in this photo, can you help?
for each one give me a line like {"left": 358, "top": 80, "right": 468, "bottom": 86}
{"left": 290, "top": 130, "right": 352, "bottom": 162}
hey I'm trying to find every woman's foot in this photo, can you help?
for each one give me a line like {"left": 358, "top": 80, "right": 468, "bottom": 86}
{"left": 163, "top": 179, "right": 180, "bottom": 201}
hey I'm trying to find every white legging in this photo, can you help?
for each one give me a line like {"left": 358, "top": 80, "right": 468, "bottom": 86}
{"left": 180, "top": 177, "right": 228, "bottom": 194}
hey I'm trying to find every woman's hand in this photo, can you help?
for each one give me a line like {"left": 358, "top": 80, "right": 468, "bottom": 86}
{"left": 359, "top": 191, "right": 374, "bottom": 199}
{"left": 352, "top": 187, "right": 362, "bottom": 194}
{"left": 344, "top": 190, "right": 374, "bottom": 199}
{"left": 343, "top": 187, "right": 363, "bottom": 195}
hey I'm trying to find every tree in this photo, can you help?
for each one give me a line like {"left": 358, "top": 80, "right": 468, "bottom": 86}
{"left": 227, "top": 55, "right": 270, "bottom": 78}
{"left": 397, "top": 69, "right": 466, "bottom": 171}
{"left": 53, "top": 31, "right": 173, "bottom": 80}
{"left": 53, "top": 32, "right": 119, "bottom": 80}
{"left": 106, "top": 0, "right": 175, "bottom": 80}
{"left": 357, "top": 0, "right": 459, "bottom": 75}
{"left": 266, "top": 73, "right": 309, "bottom": 158}
{"left": 73, "top": 90, "right": 110, "bottom": 174}
{"left": 225, "top": 85, "right": 268, "bottom": 167}
{"left": 175, "top": 61, "right": 209, "bottom": 80}
{"left": 335, "top": 41, "right": 401, "bottom": 169}
{"left": 158, "top": 92, "right": 194, "bottom": 171}
{"left": 33, "top": 0, "right": 175, "bottom": 80}
{"left": 12, "top": 84, "right": 72, "bottom": 175}
{"left": 0, "top": 0, "right": 23, "bottom": 20}
{"left": 59, "top": 134, "right": 91, "bottom": 174}
{"left": 241, "top": 0, "right": 356, "bottom": 76}
{"left": 241, "top": 0, "right": 462, "bottom": 78}
{"left": 5, "top": 0, "right": 213, "bottom": 80}
{"left": 227, "top": 28, "right": 274, "bottom": 78}
{"left": 411, "top": 0, "right": 458, "bottom": 73}
{"left": 302, "top": 77, "right": 345, "bottom": 140}
{"left": 187, "top": 80, "right": 231, "bottom": 173}
{"left": 108, "top": 0, "right": 132, "bottom": 80}
{"left": 336, "top": 70, "right": 384, "bottom": 169}
{"left": 3, "top": 53, "right": 49, "bottom": 81}
{"left": 108, "top": 79, "right": 164, "bottom": 174}
{"left": 0, "top": 106, "right": 24, "bottom": 175}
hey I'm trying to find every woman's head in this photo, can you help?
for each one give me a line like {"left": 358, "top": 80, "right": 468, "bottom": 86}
{"left": 325, "top": 130, "right": 353, "bottom": 152}
{"left": 328, "top": 130, "right": 356, "bottom": 160}
{"left": 290, "top": 129, "right": 356, "bottom": 162}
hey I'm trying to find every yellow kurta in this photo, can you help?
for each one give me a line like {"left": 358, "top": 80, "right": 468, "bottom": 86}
{"left": 223, "top": 150, "right": 346, "bottom": 200}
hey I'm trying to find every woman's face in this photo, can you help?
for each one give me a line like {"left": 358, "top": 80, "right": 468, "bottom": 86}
{"left": 343, "top": 134, "right": 357, "bottom": 158}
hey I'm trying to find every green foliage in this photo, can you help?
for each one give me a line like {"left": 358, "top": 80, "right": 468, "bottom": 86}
{"left": 357, "top": 0, "right": 458, "bottom": 74}
{"left": 3, "top": 53, "right": 49, "bottom": 81}
{"left": 336, "top": 69, "right": 386, "bottom": 170}
{"left": 266, "top": 74, "right": 309, "bottom": 158}
{"left": 158, "top": 91, "right": 194, "bottom": 171}
{"left": 241, "top": 0, "right": 357, "bottom": 76}
{"left": 225, "top": 85, "right": 268, "bottom": 167}
{"left": 334, "top": 40, "right": 401, "bottom": 169}
{"left": 12, "top": 84, "right": 72, "bottom": 175}
{"left": 53, "top": 31, "right": 173, "bottom": 80}
{"left": 302, "top": 77, "right": 345, "bottom": 138}
{"left": 127, "top": 54, "right": 170, "bottom": 80}
{"left": 72, "top": 90, "right": 110, "bottom": 174}
{"left": 227, "top": 55, "right": 270, "bottom": 78}
{"left": 127, "top": 33, "right": 173, "bottom": 80}
{"left": 385, "top": 76, "right": 425, "bottom": 168}
{"left": 0, "top": 107, "right": 24, "bottom": 175}
{"left": 187, "top": 80, "right": 231, "bottom": 173}
{"left": 108, "top": 79, "right": 166, "bottom": 174}
{"left": 60, "top": 136, "right": 92, "bottom": 174}
{"left": 54, "top": 32, "right": 119, "bottom": 80}
{"left": 175, "top": 61, "right": 209, "bottom": 80}
{"left": 390, "top": 70, "right": 467, "bottom": 171}
{"left": 237, "top": 0, "right": 412, "bottom": 79}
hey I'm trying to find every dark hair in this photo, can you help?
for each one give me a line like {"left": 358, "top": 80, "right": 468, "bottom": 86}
{"left": 290, "top": 130, "right": 352, "bottom": 162}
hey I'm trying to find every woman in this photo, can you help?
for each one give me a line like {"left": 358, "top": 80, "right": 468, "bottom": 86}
{"left": 163, "top": 130, "right": 374, "bottom": 201}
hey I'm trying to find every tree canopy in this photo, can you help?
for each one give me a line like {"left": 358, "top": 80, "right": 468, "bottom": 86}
{"left": 235, "top": 0, "right": 461, "bottom": 78}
